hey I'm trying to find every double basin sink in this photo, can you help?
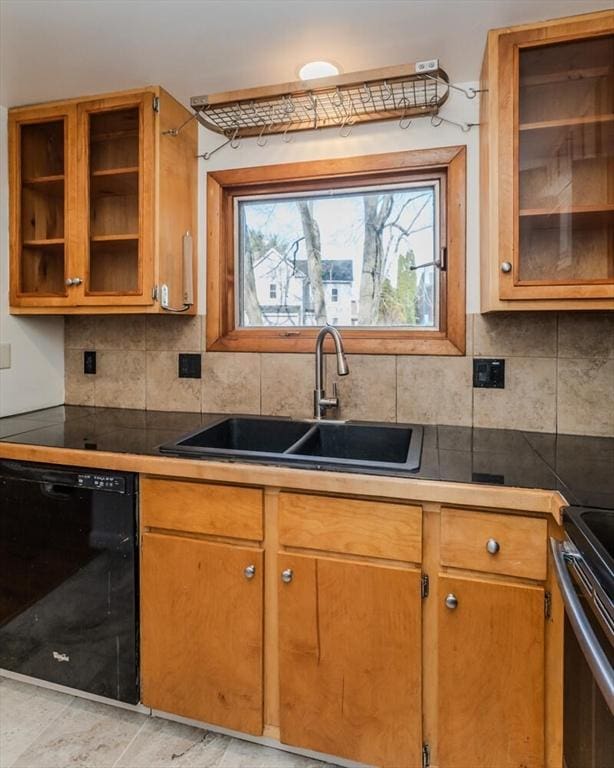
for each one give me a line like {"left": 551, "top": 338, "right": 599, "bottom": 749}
{"left": 159, "top": 416, "right": 423, "bottom": 472}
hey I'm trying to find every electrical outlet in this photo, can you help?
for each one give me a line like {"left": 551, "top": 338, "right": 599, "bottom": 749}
{"left": 84, "top": 351, "right": 96, "bottom": 375}
{"left": 178, "top": 353, "right": 201, "bottom": 379}
{"left": 0, "top": 343, "right": 11, "bottom": 370}
{"left": 473, "top": 358, "right": 505, "bottom": 389}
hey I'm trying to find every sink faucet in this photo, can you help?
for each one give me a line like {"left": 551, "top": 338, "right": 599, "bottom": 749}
{"left": 313, "top": 324, "right": 349, "bottom": 420}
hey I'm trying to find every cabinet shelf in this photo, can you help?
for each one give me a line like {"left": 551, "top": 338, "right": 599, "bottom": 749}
{"left": 520, "top": 65, "right": 612, "bottom": 89}
{"left": 22, "top": 174, "right": 65, "bottom": 184}
{"left": 519, "top": 204, "right": 614, "bottom": 217}
{"left": 90, "top": 234, "right": 138, "bottom": 242}
{"left": 519, "top": 114, "right": 614, "bottom": 132}
{"left": 22, "top": 238, "right": 65, "bottom": 247}
{"left": 91, "top": 167, "right": 139, "bottom": 177}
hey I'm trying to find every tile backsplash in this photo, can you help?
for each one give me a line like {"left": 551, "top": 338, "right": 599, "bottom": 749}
{"left": 64, "top": 312, "right": 614, "bottom": 437}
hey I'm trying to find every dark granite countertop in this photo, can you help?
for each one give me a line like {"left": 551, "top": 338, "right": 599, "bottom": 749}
{"left": 0, "top": 405, "right": 612, "bottom": 509}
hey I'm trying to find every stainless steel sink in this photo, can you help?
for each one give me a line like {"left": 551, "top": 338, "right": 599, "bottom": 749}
{"left": 159, "top": 416, "right": 423, "bottom": 472}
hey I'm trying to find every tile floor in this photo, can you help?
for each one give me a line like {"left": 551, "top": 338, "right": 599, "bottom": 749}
{"left": 0, "top": 678, "right": 337, "bottom": 768}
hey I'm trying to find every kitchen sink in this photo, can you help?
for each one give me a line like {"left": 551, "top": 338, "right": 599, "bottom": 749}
{"left": 159, "top": 416, "right": 423, "bottom": 472}
{"left": 173, "top": 416, "right": 312, "bottom": 454}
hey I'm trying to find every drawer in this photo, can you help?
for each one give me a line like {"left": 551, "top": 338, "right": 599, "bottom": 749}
{"left": 140, "top": 477, "right": 263, "bottom": 541}
{"left": 440, "top": 508, "right": 547, "bottom": 581}
{"left": 279, "top": 492, "right": 422, "bottom": 563}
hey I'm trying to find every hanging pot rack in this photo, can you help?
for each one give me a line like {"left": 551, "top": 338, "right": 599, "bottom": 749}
{"left": 174, "top": 60, "right": 480, "bottom": 158}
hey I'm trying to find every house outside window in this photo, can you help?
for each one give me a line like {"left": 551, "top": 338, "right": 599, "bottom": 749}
{"left": 331, "top": 287, "right": 339, "bottom": 303}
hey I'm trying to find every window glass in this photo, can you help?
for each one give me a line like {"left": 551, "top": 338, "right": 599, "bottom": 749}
{"left": 236, "top": 182, "right": 439, "bottom": 329}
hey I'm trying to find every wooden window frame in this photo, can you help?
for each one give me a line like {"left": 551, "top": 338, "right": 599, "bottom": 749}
{"left": 206, "top": 147, "right": 466, "bottom": 354}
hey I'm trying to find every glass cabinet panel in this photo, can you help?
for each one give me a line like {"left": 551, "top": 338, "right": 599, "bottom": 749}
{"left": 517, "top": 34, "right": 613, "bottom": 285}
{"left": 86, "top": 107, "right": 140, "bottom": 294}
{"left": 19, "top": 119, "right": 67, "bottom": 295}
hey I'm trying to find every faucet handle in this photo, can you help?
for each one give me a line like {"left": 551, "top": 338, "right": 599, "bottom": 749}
{"left": 332, "top": 381, "right": 338, "bottom": 400}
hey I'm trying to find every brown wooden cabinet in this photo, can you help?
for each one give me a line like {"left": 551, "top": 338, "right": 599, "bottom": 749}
{"left": 138, "top": 478, "right": 562, "bottom": 768}
{"left": 437, "top": 574, "right": 545, "bottom": 768}
{"left": 140, "top": 533, "right": 264, "bottom": 734}
{"left": 9, "top": 87, "right": 196, "bottom": 314}
{"left": 480, "top": 10, "right": 614, "bottom": 310}
{"left": 278, "top": 552, "right": 422, "bottom": 767}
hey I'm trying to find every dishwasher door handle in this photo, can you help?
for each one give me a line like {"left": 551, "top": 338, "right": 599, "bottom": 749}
{"left": 550, "top": 537, "right": 614, "bottom": 714}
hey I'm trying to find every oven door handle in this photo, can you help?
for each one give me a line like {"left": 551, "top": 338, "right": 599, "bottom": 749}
{"left": 550, "top": 537, "right": 614, "bottom": 714}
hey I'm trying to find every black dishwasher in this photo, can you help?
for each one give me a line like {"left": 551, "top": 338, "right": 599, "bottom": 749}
{"left": 0, "top": 460, "right": 139, "bottom": 704}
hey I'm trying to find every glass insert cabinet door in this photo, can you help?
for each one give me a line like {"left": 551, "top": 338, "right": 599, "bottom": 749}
{"left": 77, "top": 93, "right": 154, "bottom": 304}
{"left": 14, "top": 113, "right": 70, "bottom": 301}
{"left": 503, "top": 31, "right": 613, "bottom": 300}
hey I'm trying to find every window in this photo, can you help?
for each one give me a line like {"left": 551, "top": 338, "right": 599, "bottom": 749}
{"left": 207, "top": 148, "right": 466, "bottom": 354}
{"left": 237, "top": 182, "right": 438, "bottom": 329}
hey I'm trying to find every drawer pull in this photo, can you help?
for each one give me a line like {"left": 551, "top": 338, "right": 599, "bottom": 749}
{"left": 445, "top": 593, "right": 458, "bottom": 610}
{"left": 281, "top": 568, "right": 294, "bottom": 584}
{"left": 486, "top": 538, "right": 501, "bottom": 555}
{"left": 244, "top": 564, "right": 256, "bottom": 580}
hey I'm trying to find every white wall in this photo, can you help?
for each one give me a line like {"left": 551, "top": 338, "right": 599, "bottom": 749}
{"left": 0, "top": 105, "right": 65, "bottom": 417}
{"left": 198, "top": 84, "right": 480, "bottom": 315}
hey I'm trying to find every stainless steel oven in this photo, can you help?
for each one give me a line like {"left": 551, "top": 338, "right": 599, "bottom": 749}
{"left": 551, "top": 507, "right": 613, "bottom": 768}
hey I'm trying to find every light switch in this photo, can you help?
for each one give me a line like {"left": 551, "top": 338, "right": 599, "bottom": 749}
{"left": 0, "top": 343, "right": 11, "bottom": 370}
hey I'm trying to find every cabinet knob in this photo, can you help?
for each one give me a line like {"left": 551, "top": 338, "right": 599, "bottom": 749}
{"left": 244, "top": 564, "right": 256, "bottom": 580}
{"left": 445, "top": 593, "right": 458, "bottom": 610}
{"left": 72, "top": 277, "right": 83, "bottom": 286}
{"left": 486, "top": 538, "right": 500, "bottom": 555}
{"left": 65, "top": 278, "right": 75, "bottom": 286}
{"left": 281, "top": 568, "right": 293, "bottom": 584}
{"left": 500, "top": 261, "right": 512, "bottom": 274}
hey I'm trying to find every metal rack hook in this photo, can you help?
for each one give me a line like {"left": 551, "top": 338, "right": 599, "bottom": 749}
{"left": 306, "top": 92, "right": 318, "bottom": 111}
{"left": 281, "top": 122, "right": 293, "bottom": 143}
{"left": 199, "top": 127, "right": 241, "bottom": 161}
{"left": 398, "top": 98, "right": 412, "bottom": 129}
{"left": 430, "top": 114, "right": 473, "bottom": 133}
{"left": 381, "top": 81, "right": 394, "bottom": 101}
{"left": 423, "top": 74, "right": 481, "bottom": 100}
{"left": 360, "top": 82, "right": 374, "bottom": 105}
{"left": 282, "top": 94, "right": 295, "bottom": 114}
{"left": 332, "top": 87, "right": 344, "bottom": 108}
{"left": 339, "top": 100, "right": 357, "bottom": 137}
{"left": 257, "top": 120, "right": 271, "bottom": 147}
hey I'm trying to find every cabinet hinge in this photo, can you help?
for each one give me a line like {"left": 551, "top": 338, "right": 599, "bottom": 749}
{"left": 421, "top": 573, "right": 429, "bottom": 599}
{"left": 545, "top": 590, "right": 552, "bottom": 619}
{"left": 422, "top": 743, "right": 431, "bottom": 768}
{"left": 152, "top": 95, "right": 160, "bottom": 113}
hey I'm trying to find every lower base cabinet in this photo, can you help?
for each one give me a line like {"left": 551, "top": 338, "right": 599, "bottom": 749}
{"left": 438, "top": 575, "right": 546, "bottom": 768}
{"left": 140, "top": 532, "right": 264, "bottom": 734}
{"left": 139, "top": 481, "right": 558, "bottom": 768}
{"left": 278, "top": 553, "right": 423, "bottom": 767}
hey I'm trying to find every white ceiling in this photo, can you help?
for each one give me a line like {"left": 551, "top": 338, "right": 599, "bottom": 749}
{"left": 1, "top": 0, "right": 611, "bottom": 108}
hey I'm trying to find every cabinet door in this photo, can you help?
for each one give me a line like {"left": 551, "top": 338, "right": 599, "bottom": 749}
{"left": 9, "top": 104, "right": 78, "bottom": 307}
{"left": 498, "top": 21, "right": 614, "bottom": 300}
{"left": 279, "top": 553, "right": 422, "bottom": 767}
{"left": 75, "top": 91, "right": 155, "bottom": 305}
{"left": 438, "top": 574, "right": 545, "bottom": 768}
{"left": 141, "top": 533, "right": 264, "bottom": 734}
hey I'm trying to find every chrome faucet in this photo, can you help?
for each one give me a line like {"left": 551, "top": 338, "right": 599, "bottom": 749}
{"left": 313, "top": 325, "right": 349, "bottom": 420}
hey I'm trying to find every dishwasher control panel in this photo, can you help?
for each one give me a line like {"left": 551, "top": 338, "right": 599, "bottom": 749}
{"left": 76, "top": 474, "right": 126, "bottom": 493}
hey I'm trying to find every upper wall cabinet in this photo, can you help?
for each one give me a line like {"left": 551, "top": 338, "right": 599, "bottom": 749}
{"left": 480, "top": 11, "right": 614, "bottom": 311}
{"left": 8, "top": 87, "right": 197, "bottom": 314}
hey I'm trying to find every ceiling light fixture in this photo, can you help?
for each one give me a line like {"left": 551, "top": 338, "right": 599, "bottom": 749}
{"left": 298, "top": 61, "right": 340, "bottom": 81}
